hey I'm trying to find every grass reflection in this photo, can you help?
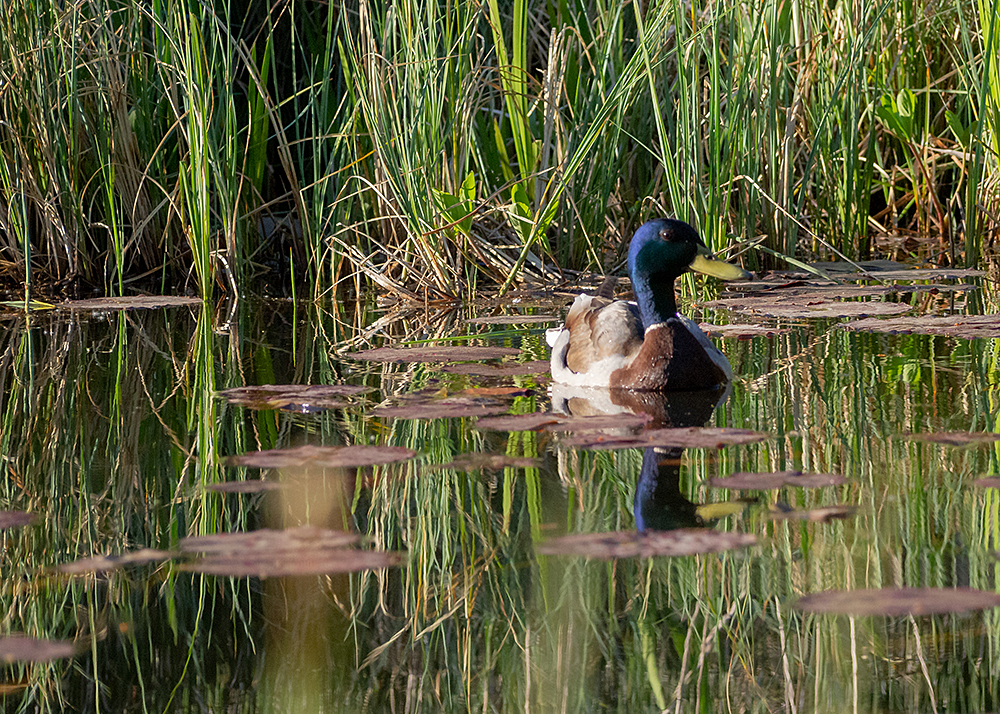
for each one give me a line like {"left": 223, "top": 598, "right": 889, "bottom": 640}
{"left": 0, "top": 300, "right": 998, "bottom": 712}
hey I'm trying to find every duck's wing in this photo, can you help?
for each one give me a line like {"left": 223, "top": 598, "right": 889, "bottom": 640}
{"left": 564, "top": 296, "right": 644, "bottom": 373}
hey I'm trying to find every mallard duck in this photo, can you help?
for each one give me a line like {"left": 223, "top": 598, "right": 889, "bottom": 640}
{"left": 547, "top": 218, "right": 750, "bottom": 391}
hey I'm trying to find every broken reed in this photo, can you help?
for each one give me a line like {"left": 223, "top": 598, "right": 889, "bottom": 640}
{"left": 0, "top": 0, "right": 995, "bottom": 300}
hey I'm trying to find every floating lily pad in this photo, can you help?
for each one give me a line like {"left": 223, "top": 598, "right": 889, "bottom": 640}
{"left": 699, "top": 323, "right": 791, "bottom": 338}
{"left": 178, "top": 526, "right": 402, "bottom": 577}
{"left": 974, "top": 477, "right": 1000, "bottom": 488}
{"left": 465, "top": 315, "right": 558, "bottom": 325}
{"left": 729, "top": 300, "right": 911, "bottom": 319}
{"left": 561, "top": 427, "right": 768, "bottom": 450}
{"left": 179, "top": 526, "right": 361, "bottom": 554}
{"left": 840, "top": 268, "right": 986, "bottom": 280}
{"left": 348, "top": 345, "right": 521, "bottom": 363}
{"left": 57, "top": 548, "right": 173, "bottom": 574}
{"left": 225, "top": 444, "right": 416, "bottom": 469}
{"left": 216, "top": 384, "right": 369, "bottom": 411}
{"left": 372, "top": 397, "right": 507, "bottom": 419}
{"left": 207, "top": 480, "right": 282, "bottom": 493}
{"left": 0, "top": 636, "right": 77, "bottom": 663}
{"left": 475, "top": 412, "right": 566, "bottom": 431}
{"left": 460, "top": 386, "right": 535, "bottom": 397}
{"left": 429, "top": 453, "right": 540, "bottom": 472}
{"left": 441, "top": 361, "right": 550, "bottom": 376}
{"left": 183, "top": 549, "right": 405, "bottom": 577}
{"left": 60, "top": 295, "right": 202, "bottom": 311}
{"left": 536, "top": 528, "right": 756, "bottom": 559}
{"left": 898, "top": 431, "right": 1000, "bottom": 446}
{"left": 843, "top": 315, "right": 1000, "bottom": 339}
{"left": 475, "top": 412, "right": 652, "bottom": 432}
{"left": 709, "top": 471, "right": 847, "bottom": 490}
{"left": 769, "top": 504, "right": 857, "bottom": 522}
{"left": 0, "top": 511, "right": 34, "bottom": 529}
{"left": 794, "top": 587, "right": 1000, "bottom": 616}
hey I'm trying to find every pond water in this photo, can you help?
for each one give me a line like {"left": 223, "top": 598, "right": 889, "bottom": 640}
{"left": 2, "top": 267, "right": 1000, "bottom": 713}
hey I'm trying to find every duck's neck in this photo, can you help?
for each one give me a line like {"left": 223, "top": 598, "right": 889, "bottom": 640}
{"left": 632, "top": 272, "right": 678, "bottom": 330}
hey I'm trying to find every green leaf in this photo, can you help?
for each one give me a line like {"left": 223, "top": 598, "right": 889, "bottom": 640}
{"left": 945, "top": 110, "right": 970, "bottom": 148}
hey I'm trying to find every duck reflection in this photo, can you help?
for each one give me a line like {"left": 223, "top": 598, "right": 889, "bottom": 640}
{"left": 550, "top": 383, "right": 729, "bottom": 533}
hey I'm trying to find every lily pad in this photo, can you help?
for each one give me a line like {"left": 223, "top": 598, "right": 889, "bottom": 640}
{"left": 794, "top": 587, "right": 1000, "bottom": 616}
{"left": 699, "top": 323, "right": 791, "bottom": 338}
{"left": 178, "top": 526, "right": 402, "bottom": 577}
{"left": 372, "top": 397, "right": 507, "bottom": 419}
{"left": 225, "top": 444, "right": 416, "bottom": 469}
{"left": 465, "top": 315, "right": 558, "bottom": 325}
{"left": 440, "top": 361, "right": 550, "bottom": 376}
{"left": 216, "top": 384, "right": 369, "bottom": 411}
{"left": 0, "top": 637, "right": 77, "bottom": 663}
{"left": 843, "top": 315, "right": 1000, "bottom": 339}
{"left": 347, "top": 345, "right": 521, "bottom": 363}
{"left": 57, "top": 548, "right": 173, "bottom": 574}
{"left": 183, "top": 550, "right": 405, "bottom": 577}
{"left": 207, "top": 480, "right": 282, "bottom": 493}
{"left": 560, "top": 427, "right": 768, "bottom": 450}
{"left": 840, "top": 268, "right": 986, "bottom": 280}
{"left": 59, "top": 295, "right": 202, "bottom": 311}
{"left": 0, "top": 511, "right": 34, "bottom": 529}
{"left": 536, "top": 528, "right": 757, "bottom": 559}
{"left": 973, "top": 477, "right": 1000, "bottom": 488}
{"left": 709, "top": 471, "right": 847, "bottom": 490}
{"left": 428, "top": 453, "right": 539, "bottom": 472}
{"left": 898, "top": 431, "right": 1000, "bottom": 446}
{"left": 475, "top": 412, "right": 651, "bottom": 432}
{"left": 179, "top": 526, "right": 360, "bottom": 554}
{"left": 459, "top": 386, "right": 535, "bottom": 398}
{"left": 732, "top": 300, "right": 912, "bottom": 319}
{"left": 769, "top": 504, "right": 857, "bottom": 522}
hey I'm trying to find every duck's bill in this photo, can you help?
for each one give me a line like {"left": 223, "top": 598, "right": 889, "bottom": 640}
{"left": 689, "top": 251, "right": 751, "bottom": 281}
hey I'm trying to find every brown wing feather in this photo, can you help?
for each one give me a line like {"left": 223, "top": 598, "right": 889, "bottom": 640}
{"left": 564, "top": 296, "right": 644, "bottom": 374}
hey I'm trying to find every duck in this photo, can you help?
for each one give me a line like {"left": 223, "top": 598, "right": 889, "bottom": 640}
{"left": 547, "top": 218, "right": 750, "bottom": 392}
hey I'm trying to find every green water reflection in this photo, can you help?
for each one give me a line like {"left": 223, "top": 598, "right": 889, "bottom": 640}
{"left": 1, "top": 297, "right": 999, "bottom": 713}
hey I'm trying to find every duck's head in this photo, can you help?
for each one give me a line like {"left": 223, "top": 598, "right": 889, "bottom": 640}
{"left": 627, "top": 218, "right": 750, "bottom": 327}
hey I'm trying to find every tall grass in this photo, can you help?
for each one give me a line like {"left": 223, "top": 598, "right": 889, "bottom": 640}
{"left": 0, "top": 0, "right": 996, "bottom": 300}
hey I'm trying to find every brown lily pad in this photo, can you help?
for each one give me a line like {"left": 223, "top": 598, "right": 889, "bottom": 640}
{"left": 709, "top": 471, "right": 847, "bottom": 490}
{"left": 225, "top": 444, "right": 416, "bottom": 469}
{"left": 741, "top": 300, "right": 911, "bottom": 319}
{"left": 794, "top": 587, "right": 1000, "bottom": 616}
{"left": 973, "top": 477, "right": 1000, "bottom": 488}
{"left": 207, "top": 480, "right": 283, "bottom": 493}
{"left": 429, "top": 453, "right": 540, "bottom": 472}
{"left": 0, "top": 637, "right": 77, "bottom": 663}
{"left": 465, "top": 315, "right": 559, "bottom": 325}
{"left": 898, "top": 431, "right": 1000, "bottom": 446}
{"left": 536, "top": 528, "right": 757, "bottom": 559}
{"left": 372, "top": 397, "right": 508, "bottom": 419}
{"left": 459, "top": 386, "right": 535, "bottom": 398}
{"left": 440, "top": 360, "right": 550, "bottom": 376}
{"left": 840, "top": 268, "right": 986, "bottom": 280}
{"left": 699, "top": 323, "right": 790, "bottom": 338}
{"left": 0, "top": 511, "right": 34, "bottom": 529}
{"left": 561, "top": 427, "right": 768, "bottom": 450}
{"left": 179, "top": 526, "right": 361, "bottom": 554}
{"left": 57, "top": 548, "right": 173, "bottom": 574}
{"left": 475, "top": 412, "right": 652, "bottom": 432}
{"left": 843, "top": 315, "right": 1000, "bottom": 339}
{"left": 216, "top": 384, "right": 369, "bottom": 411}
{"left": 183, "top": 550, "right": 405, "bottom": 577}
{"left": 347, "top": 345, "right": 521, "bottom": 363}
{"left": 769, "top": 504, "right": 857, "bottom": 522}
{"left": 60, "top": 295, "right": 202, "bottom": 311}
{"left": 178, "top": 526, "right": 402, "bottom": 577}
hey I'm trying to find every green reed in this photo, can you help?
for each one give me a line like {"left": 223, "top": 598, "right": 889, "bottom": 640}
{"left": 0, "top": 0, "right": 996, "bottom": 300}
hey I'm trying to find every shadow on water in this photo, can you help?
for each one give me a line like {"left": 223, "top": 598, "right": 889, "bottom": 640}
{"left": 1, "top": 287, "right": 1000, "bottom": 712}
